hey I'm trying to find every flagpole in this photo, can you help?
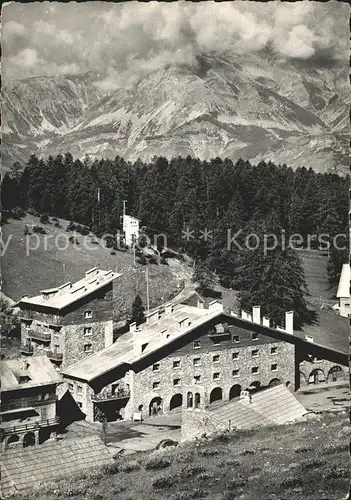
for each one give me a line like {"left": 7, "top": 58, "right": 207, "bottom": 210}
{"left": 146, "top": 267, "right": 150, "bottom": 314}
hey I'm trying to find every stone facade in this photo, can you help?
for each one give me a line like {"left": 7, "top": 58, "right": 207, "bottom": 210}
{"left": 72, "top": 322, "right": 296, "bottom": 423}
{"left": 125, "top": 335, "right": 295, "bottom": 420}
{"left": 19, "top": 282, "right": 114, "bottom": 368}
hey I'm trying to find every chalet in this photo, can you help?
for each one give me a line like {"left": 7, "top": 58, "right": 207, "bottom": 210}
{"left": 18, "top": 268, "right": 121, "bottom": 368}
{"left": 335, "top": 263, "right": 350, "bottom": 317}
{"left": 0, "top": 356, "right": 62, "bottom": 450}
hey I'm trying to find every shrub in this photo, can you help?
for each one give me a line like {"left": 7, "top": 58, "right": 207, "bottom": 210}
{"left": 322, "top": 443, "right": 349, "bottom": 454}
{"left": 138, "top": 255, "right": 147, "bottom": 265}
{"left": 24, "top": 225, "right": 31, "bottom": 235}
{"left": 240, "top": 449, "right": 255, "bottom": 456}
{"left": 147, "top": 255, "right": 158, "bottom": 265}
{"left": 152, "top": 474, "right": 175, "bottom": 489}
{"left": 33, "top": 225, "right": 46, "bottom": 234}
{"left": 144, "top": 455, "right": 172, "bottom": 470}
{"left": 180, "top": 465, "right": 206, "bottom": 478}
{"left": 40, "top": 213, "right": 50, "bottom": 224}
{"left": 110, "top": 251, "right": 116, "bottom": 255}
{"left": 12, "top": 206, "right": 26, "bottom": 219}
{"left": 67, "top": 221, "right": 77, "bottom": 231}
{"left": 280, "top": 477, "right": 303, "bottom": 489}
{"left": 120, "top": 460, "right": 140, "bottom": 473}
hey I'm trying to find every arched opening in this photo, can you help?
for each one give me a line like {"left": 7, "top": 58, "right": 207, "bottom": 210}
{"left": 229, "top": 384, "right": 242, "bottom": 400}
{"left": 170, "top": 393, "right": 183, "bottom": 411}
{"left": 149, "top": 397, "right": 163, "bottom": 416}
{"left": 7, "top": 434, "right": 20, "bottom": 446}
{"left": 268, "top": 378, "right": 281, "bottom": 387}
{"left": 309, "top": 369, "right": 325, "bottom": 385}
{"left": 249, "top": 381, "right": 261, "bottom": 393}
{"left": 299, "top": 371, "right": 307, "bottom": 388}
{"left": 286, "top": 381, "right": 290, "bottom": 387}
{"left": 23, "top": 432, "right": 36, "bottom": 448}
{"left": 187, "top": 392, "right": 193, "bottom": 408}
{"left": 194, "top": 393, "right": 201, "bottom": 409}
{"left": 328, "top": 366, "right": 343, "bottom": 383}
{"left": 210, "top": 387, "right": 223, "bottom": 404}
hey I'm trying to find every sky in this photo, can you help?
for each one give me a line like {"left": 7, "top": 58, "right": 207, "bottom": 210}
{"left": 2, "top": 1, "right": 348, "bottom": 90}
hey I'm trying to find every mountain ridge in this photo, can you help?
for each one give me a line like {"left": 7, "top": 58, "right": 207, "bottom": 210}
{"left": 2, "top": 53, "right": 349, "bottom": 173}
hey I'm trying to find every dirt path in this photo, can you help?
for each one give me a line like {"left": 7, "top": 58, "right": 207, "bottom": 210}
{"left": 167, "top": 258, "right": 196, "bottom": 304}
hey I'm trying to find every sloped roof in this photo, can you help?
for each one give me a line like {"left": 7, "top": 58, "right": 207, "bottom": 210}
{"left": 1, "top": 436, "right": 114, "bottom": 494}
{"left": 1, "top": 356, "right": 62, "bottom": 391}
{"left": 208, "top": 385, "right": 307, "bottom": 430}
{"left": 337, "top": 264, "right": 350, "bottom": 298}
{"left": 63, "top": 304, "right": 221, "bottom": 382}
{"left": 18, "top": 268, "right": 121, "bottom": 310}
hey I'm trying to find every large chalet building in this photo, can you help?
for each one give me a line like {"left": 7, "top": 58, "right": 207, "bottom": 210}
{"left": 1, "top": 356, "right": 62, "bottom": 450}
{"left": 61, "top": 299, "right": 299, "bottom": 422}
{"left": 18, "top": 268, "right": 121, "bottom": 369}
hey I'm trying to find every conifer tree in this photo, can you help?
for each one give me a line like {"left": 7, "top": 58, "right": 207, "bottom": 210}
{"left": 131, "top": 295, "right": 145, "bottom": 326}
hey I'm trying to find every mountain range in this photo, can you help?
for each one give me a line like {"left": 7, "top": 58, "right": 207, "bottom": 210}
{"left": 2, "top": 51, "right": 349, "bottom": 174}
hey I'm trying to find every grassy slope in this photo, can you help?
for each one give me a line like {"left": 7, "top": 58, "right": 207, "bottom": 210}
{"left": 14, "top": 412, "right": 350, "bottom": 500}
{"left": 1, "top": 216, "right": 179, "bottom": 321}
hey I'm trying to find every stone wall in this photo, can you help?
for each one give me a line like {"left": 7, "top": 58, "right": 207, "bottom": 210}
{"left": 299, "top": 358, "right": 347, "bottom": 387}
{"left": 181, "top": 408, "right": 226, "bottom": 442}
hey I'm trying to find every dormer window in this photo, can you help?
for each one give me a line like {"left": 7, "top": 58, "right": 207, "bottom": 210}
{"left": 84, "top": 310, "right": 92, "bottom": 319}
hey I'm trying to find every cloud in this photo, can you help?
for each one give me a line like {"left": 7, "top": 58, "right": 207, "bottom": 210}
{"left": 2, "top": 1, "right": 348, "bottom": 85}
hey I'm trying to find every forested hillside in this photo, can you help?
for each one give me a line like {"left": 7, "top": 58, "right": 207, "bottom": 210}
{"left": 2, "top": 154, "right": 348, "bottom": 327}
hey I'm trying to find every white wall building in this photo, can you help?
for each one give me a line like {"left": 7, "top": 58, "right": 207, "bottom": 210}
{"left": 123, "top": 215, "right": 140, "bottom": 247}
{"left": 336, "top": 263, "right": 350, "bottom": 317}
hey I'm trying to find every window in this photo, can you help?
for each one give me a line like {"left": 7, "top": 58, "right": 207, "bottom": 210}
{"left": 173, "top": 378, "right": 181, "bottom": 387}
{"left": 68, "top": 383, "right": 73, "bottom": 391}
{"left": 251, "top": 349, "right": 259, "bottom": 357}
{"left": 213, "top": 372, "right": 220, "bottom": 380}
{"left": 213, "top": 354, "right": 220, "bottom": 363}
{"left": 173, "top": 360, "right": 181, "bottom": 369}
{"left": 271, "top": 347, "right": 278, "bottom": 355}
{"left": 251, "top": 366, "right": 259, "bottom": 374}
{"left": 152, "top": 363, "right": 160, "bottom": 372}
{"left": 232, "top": 352, "right": 239, "bottom": 360}
{"left": 232, "top": 335, "right": 239, "bottom": 343}
{"left": 271, "top": 364, "right": 278, "bottom": 372}
{"left": 193, "top": 357, "right": 201, "bottom": 366}
{"left": 84, "top": 343, "right": 92, "bottom": 353}
{"left": 193, "top": 341, "right": 201, "bottom": 349}
{"left": 77, "top": 384, "right": 82, "bottom": 395}
{"left": 84, "top": 327, "right": 92, "bottom": 336}
{"left": 232, "top": 369, "right": 240, "bottom": 377}
{"left": 194, "top": 375, "right": 201, "bottom": 384}
{"left": 84, "top": 310, "right": 92, "bottom": 319}
{"left": 252, "top": 333, "right": 258, "bottom": 341}
{"left": 153, "top": 381, "right": 160, "bottom": 390}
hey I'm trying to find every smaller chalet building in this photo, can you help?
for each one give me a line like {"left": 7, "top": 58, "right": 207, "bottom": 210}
{"left": 0, "top": 356, "right": 62, "bottom": 450}
{"left": 62, "top": 299, "right": 296, "bottom": 423}
{"left": 18, "top": 268, "right": 121, "bottom": 368}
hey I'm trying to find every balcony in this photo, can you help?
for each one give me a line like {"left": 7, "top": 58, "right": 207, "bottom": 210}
{"left": 47, "top": 350, "right": 63, "bottom": 362}
{"left": 20, "top": 344, "right": 34, "bottom": 355}
{"left": 1, "top": 396, "right": 57, "bottom": 412}
{"left": 28, "top": 330, "right": 52, "bottom": 342}
{"left": 1, "top": 417, "right": 60, "bottom": 436}
{"left": 92, "top": 388, "right": 131, "bottom": 403}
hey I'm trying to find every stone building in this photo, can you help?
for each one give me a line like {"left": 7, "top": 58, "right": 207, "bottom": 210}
{"left": 61, "top": 300, "right": 297, "bottom": 423}
{"left": 0, "top": 356, "right": 62, "bottom": 450}
{"left": 18, "top": 268, "right": 121, "bottom": 369}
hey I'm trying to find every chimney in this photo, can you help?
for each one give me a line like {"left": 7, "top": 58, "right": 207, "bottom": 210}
{"left": 285, "top": 311, "right": 294, "bottom": 334}
{"left": 129, "top": 322, "right": 137, "bottom": 333}
{"left": 262, "top": 316, "right": 270, "bottom": 327}
{"left": 22, "top": 360, "right": 29, "bottom": 371}
{"left": 164, "top": 303, "right": 173, "bottom": 315}
{"left": 252, "top": 306, "right": 261, "bottom": 324}
{"left": 85, "top": 267, "right": 98, "bottom": 279}
{"left": 146, "top": 310, "right": 159, "bottom": 325}
{"left": 58, "top": 282, "right": 72, "bottom": 295}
